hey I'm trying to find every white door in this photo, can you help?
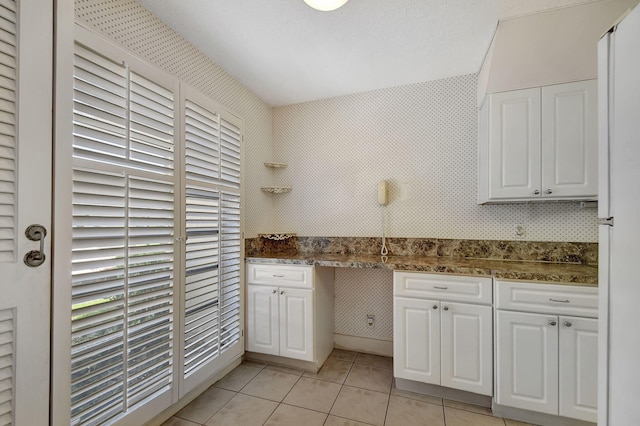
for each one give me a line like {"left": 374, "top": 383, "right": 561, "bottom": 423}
{"left": 601, "top": 6, "right": 640, "bottom": 425}
{"left": 279, "top": 288, "right": 313, "bottom": 361}
{"left": 489, "top": 88, "right": 541, "bottom": 200}
{"left": 541, "top": 80, "right": 598, "bottom": 198}
{"left": 559, "top": 316, "right": 598, "bottom": 422}
{"left": 440, "top": 302, "right": 492, "bottom": 396}
{"left": 0, "top": 1, "right": 52, "bottom": 425}
{"left": 247, "top": 285, "right": 279, "bottom": 356}
{"left": 496, "top": 310, "right": 558, "bottom": 414}
{"left": 393, "top": 297, "right": 441, "bottom": 384}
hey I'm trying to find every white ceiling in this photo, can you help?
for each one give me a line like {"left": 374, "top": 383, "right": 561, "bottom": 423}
{"left": 136, "top": 0, "right": 598, "bottom": 106}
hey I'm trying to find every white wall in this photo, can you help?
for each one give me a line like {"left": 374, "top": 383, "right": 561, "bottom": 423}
{"left": 75, "top": 0, "right": 274, "bottom": 238}
{"left": 272, "top": 74, "right": 597, "bottom": 243}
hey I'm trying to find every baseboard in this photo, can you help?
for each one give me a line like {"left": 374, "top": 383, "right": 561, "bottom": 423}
{"left": 244, "top": 351, "right": 321, "bottom": 373}
{"left": 394, "top": 378, "right": 492, "bottom": 407}
{"left": 333, "top": 334, "right": 393, "bottom": 357}
{"left": 492, "top": 403, "right": 596, "bottom": 426}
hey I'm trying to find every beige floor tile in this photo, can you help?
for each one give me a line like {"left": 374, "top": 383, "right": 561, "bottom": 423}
{"left": 504, "top": 419, "right": 539, "bottom": 426}
{"left": 175, "top": 386, "right": 236, "bottom": 423}
{"left": 304, "top": 357, "right": 353, "bottom": 384}
{"left": 329, "top": 349, "right": 358, "bottom": 362}
{"left": 205, "top": 393, "right": 278, "bottom": 426}
{"left": 354, "top": 353, "right": 393, "bottom": 369}
{"left": 264, "top": 403, "right": 327, "bottom": 426}
{"left": 325, "top": 415, "right": 375, "bottom": 425}
{"left": 330, "top": 386, "right": 390, "bottom": 426}
{"left": 214, "top": 365, "right": 262, "bottom": 392}
{"left": 240, "top": 368, "right": 300, "bottom": 402}
{"left": 390, "top": 386, "right": 443, "bottom": 406}
{"left": 161, "top": 417, "right": 200, "bottom": 426}
{"left": 266, "top": 364, "right": 305, "bottom": 376}
{"left": 444, "top": 399, "right": 493, "bottom": 416}
{"left": 385, "top": 395, "right": 444, "bottom": 426}
{"left": 444, "top": 407, "right": 506, "bottom": 426}
{"left": 283, "top": 377, "right": 342, "bottom": 413}
{"left": 241, "top": 359, "right": 267, "bottom": 369}
{"left": 344, "top": 363, "right": 393, "bottom": 393}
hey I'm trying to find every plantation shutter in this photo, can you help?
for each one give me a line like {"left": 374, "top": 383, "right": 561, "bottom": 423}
{"left": 71, "top": 37, "right": 176, "bottom": 425}
{"left": 0, "top": 0, "right": 17, "bottom": 263}
{"left": 181, "top": 89, "right": 242, "bottom": 394}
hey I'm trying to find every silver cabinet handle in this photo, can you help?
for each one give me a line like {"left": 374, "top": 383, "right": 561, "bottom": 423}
{"left": 443, "top": 306, "right": 449, "bottom": 311}
{"left": 549, "top": 298, "right": 570, "bottom": 303}
{"left": 545, "top": 189, "right": 553, "bottom": 194}
{"left": 273, "top": 274, "right": 285, "bottom": 278}
{"left": 433, "top": 286, "right": 448, "bottom": 290}
{"left": 564, "top": 321, "right": 572, "bottom": 327}
{"left": 432, "top": 305, "right": 438, "bottom": 310}
{"left": 533, "top": 190, "right": 540, "bottom": 195}
{"left": 548, "top": 320, "right": 557, "bottom": 326}
{"left": 24, "top": 224, "right": 47, "bottom": 267}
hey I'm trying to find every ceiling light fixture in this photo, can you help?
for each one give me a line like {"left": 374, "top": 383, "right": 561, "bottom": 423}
{"left": 303, "top": 0, "right": 349, "bottom": 12}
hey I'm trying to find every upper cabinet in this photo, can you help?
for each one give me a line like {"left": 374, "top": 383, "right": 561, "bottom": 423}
{"left": 478, "top": 80, "right": 597, "bottom": 204}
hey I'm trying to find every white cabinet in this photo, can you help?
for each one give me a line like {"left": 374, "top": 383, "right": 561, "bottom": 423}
{"left": 495, "top": 281, "right": 598, "bottom": 423}
{"left": 246, "top": 264, "right": 333, "bottom": 366}
{"left": 478, "top": 80, "right": 597, "bottom": 203}
{"left": 393, "top": 272, "right": 493, "bottom": 396}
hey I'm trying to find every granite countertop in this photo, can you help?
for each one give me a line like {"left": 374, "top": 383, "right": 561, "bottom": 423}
{"left": 246, "top": 252, "right": 598, "bottom": 286}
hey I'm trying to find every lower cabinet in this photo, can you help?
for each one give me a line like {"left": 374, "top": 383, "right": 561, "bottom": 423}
{"left": 246, "top": 264, "right": 334, "bottom": 366}
{"left": 393, "top": 272, "right": 493, "bottom": 396}
{"left": 495, "top": 280, "right": 598, "bottom": 423}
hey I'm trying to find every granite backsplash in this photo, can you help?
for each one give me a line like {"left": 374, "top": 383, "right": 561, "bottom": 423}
{"left": 245, "top": 236, "right": 598, "bottom": 266}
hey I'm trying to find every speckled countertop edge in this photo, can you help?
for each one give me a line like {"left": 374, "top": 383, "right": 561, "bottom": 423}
{"left": 245, "top": 253, "right": 598, "bottom": 286}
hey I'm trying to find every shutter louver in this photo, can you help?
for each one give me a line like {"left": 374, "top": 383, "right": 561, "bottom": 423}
{"left": 220, "top": 118, "right": 241, "bottom": 187}
{"left": 0, "top": 0, "right": 17, "bottom": 263}
{"left": 71, "top": 168, "right": 126, "bottom": 426}
{"left": 184, "top": 186, "right": 220, "bottom": 375}
{"left": 219, "top": 192, "right": 241, "bottom": 351}
{"left": 185, "top": 99, "right": 220, "bottom": 183}
{"left": 126, "top": 176, "right": 174, "bottom": 407}
{"left": 0, "top": 308, "right": 14, "bottom": 426}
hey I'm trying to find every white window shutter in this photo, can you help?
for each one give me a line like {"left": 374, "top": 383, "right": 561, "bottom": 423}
{"left": 0, "top": 0, "right": 17, "bottom": 263}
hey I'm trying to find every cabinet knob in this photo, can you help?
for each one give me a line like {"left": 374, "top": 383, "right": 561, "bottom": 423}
{"left": 533, "top": 190, "right": 540, "bottom": 195}
{"left": 548, "top": 320, "right": 557, "bottom": 326}
{"left": 272, "top": 289, "right": 277, "bottom": 294}
{"left": 443, "top": 306, "right": 449, "bottom": 311}
{"left": 545, "top": 189, "right": 553, "bottom": 194}
{"left": 564, "top": 321, "right": 572, "bottom": 328}
{"left": 432, "top": 305, "right": 438, "bottom": 310}
{"left": 280, "top": 290, "right": 284, "bottom": 295}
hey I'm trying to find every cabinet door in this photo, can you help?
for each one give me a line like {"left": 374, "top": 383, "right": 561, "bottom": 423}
{"left": 279, "top": 288, "right": 314, "bottom": 361}
{"left": 393, "top": 297, "right": 441, "bottom": 384}
{"left": 559, "top": 316, "right": 598, "bottom": 422}
{"left": 247, "top": 285, "right": 279, "bottom": 355}
{"left": 541, "top": 80, "right": 597, "bottom": 198}
{"left": 441, "top": 303, "right": 493, "bottom": 396}
{"left": 496, "top": 310, "right": 558, "bottom": 414}
{"left": 489, "top": 88, "right": 542, "bottom": 200}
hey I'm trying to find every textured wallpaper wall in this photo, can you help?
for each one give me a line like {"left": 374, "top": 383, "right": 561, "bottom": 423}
{"left": 75, "top": 0, "right": 274, "bottom": 238}
{"left": 272, "top": 74, "right": 598, "bottom": 243}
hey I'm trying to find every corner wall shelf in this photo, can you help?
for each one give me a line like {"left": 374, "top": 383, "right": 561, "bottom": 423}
{"left": 264, "top": 162, "right": 288, "bottom": 168}
{"left": 261, "top": 186, "right": 292, "bottom": 194}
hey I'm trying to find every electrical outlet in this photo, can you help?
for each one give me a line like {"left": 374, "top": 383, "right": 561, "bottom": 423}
{"left": 515, "top": 224, "right": 526, "bottom": 240}
{"left": 366, "top": 314, "right": 375, "bottom": 327}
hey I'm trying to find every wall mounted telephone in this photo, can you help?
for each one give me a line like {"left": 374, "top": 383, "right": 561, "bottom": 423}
{"left": 378, "top": 180, "right": 388, "bottom": 206}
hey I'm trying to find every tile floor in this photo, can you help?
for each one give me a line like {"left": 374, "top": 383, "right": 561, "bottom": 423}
{"left": 162, "top": 350, "right": 535, "bottom": 426}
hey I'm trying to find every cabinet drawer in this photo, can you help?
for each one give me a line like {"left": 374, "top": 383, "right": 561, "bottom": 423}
{"left": 495, "top": 280, "right": 598, "bottom": 318}
{"left": 394, "top": 272, "right": 492, "bottom": 305}
{"left": 247, "top": 264, "right": 314, "bottom": 289}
